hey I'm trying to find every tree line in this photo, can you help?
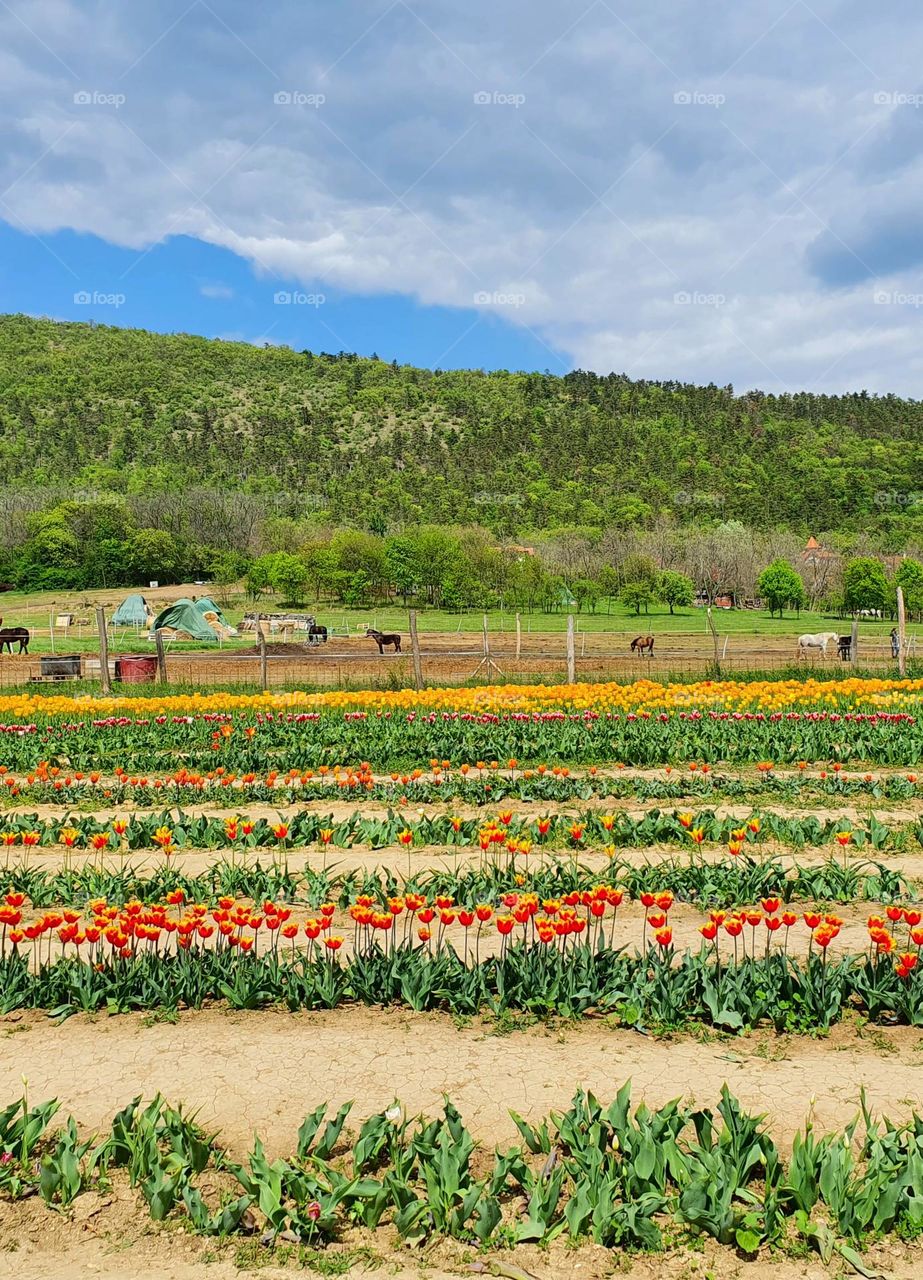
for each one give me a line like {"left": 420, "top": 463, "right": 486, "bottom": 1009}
{"left": 4, "top": 496, "right": 923, "bottom": 620}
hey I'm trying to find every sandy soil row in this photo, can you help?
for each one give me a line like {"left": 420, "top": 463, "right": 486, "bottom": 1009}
{"left": 2, "top": 1213, "right": 918, "bottom": 1280}
{"left": 3, "top": 795, "right": 921, "bottom": 825}
{"left": 4, "top": 841, "right": 921, "bottom": 884}
{"left": 1, "top": 1008, "right": 922, "bottom": 1280}
{"left": 2, "top": 1006, "right": 920, "bottom": 1157}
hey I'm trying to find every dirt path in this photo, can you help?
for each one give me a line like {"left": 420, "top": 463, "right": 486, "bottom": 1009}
{"left": 0, "top": 1237, "right": 919, "bottom": 1280}
{"left": 7, "top": 841, "right": 923, "bottom": 884}
{"left": 2, "top": 1222, "right": 919, "bottom": 1280}
{"left": 2, "top": 1008, "right": 922, "bottom": 1280}
{"left": 4, "top": 796, "right": 922, "bottom": 825}
{"left": 3, "top": 1006, "right": 921, "bottom": 1157}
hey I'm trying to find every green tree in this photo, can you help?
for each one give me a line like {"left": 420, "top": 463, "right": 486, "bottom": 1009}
{"left": 756, "top": 560, "right": 806, "bottom": 617}
{"left": 82, "top": 537, "right": 129, "bottom": 589}
{"left": 656, "top": 569, "right": 694, "bottom": 614}
{"left": 246, "top": 553, "right": 277, "bottom": 598}
{"left": 208, "top": 549, "right": 251, "bottom": 602}
{"left": 571, "top": 578, "right": 602, "bottom": 613}
{"left": 329, "top": 530, "right": 388, "bottom": 598}
{"left": 269, "top": 553, "right": 309, "bottom": 603}
{"left": 894, "top": 557, "right": 923, "bottom": 620}
{"left": 384, "top": 534, "right": 420, "bottom": 605}
{"left": 620, "top": 579, "right": 655, "bottom": 615}
{"left": 842, "top": 557, "right": 889, "bottom": 613}
{"left": 126, "top": 528, "right": 182, "bottom": 584}
{"left": 16, "top": 517, "right": 81, "bottom": 589}
{"left": 618, "top": 553, "right": 658, "bottom": 589}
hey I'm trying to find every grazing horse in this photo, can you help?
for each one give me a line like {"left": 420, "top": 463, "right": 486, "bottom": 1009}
{"left": 307, "top": 623, "right": 328, "bottom": 644}
{"left": 837, "top": 635, "right": 852, "bottom": 661}
{"left": 0, "top": 627, "right": 29, "bottom": 654}
{"left": 797, "top": 631, "right": 839, "bottom": 659}
{"left": 630, "top": 634, "right": 655, "bottom": 655}
{"left": 366, "top": 627, "right": 401, "bottom": 653}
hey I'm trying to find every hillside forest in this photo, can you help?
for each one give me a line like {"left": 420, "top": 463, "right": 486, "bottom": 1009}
{"left": 0, "top": 314, "right": 921, "bottom": 615}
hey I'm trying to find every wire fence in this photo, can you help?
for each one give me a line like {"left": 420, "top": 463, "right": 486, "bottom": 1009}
{"left": 0, "top": 628, "right": 915, "bottom": 692}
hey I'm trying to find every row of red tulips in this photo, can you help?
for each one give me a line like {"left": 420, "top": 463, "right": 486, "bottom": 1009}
{"left": 1, "top": 889, "right": 920, "bottom": 974}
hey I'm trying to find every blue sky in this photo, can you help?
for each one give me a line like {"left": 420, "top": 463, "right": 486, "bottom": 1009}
{"left": 0, "top": 224, "right": 565, "bottom": 370}
{"left": 2, "top": 0, "right": 923, "bottom": 391}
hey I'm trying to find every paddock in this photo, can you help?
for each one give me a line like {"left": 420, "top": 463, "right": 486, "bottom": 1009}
{"left": 0, "top": 624, "right": 912, "bottom": 689}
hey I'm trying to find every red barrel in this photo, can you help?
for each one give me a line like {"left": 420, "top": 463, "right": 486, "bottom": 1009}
{"left": 117, "top": 655, "right": 158, "bottom": 683}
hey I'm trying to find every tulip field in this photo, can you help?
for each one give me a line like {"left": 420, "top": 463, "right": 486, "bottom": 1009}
{"left": 2, "top": 676, "right": 923, "bottom": 1278}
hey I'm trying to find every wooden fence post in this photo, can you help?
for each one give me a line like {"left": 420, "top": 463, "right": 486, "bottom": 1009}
{"left": 95, "top": 606, "right": 111, "bottom": 694}
{"left": 706, "top": 606, "right": 721, "bottom": 676}
{"left": 408, "top": 610, "right": 423, "bottom": 691}
{"left": 154, "top": 629, "right": 168, "bottom": 685}
{"left": 850, "top": 617, "right": 859, "bottom": 667}
{"left": 896, "top": 587, "right": 907, "bottom": 678}
{"left": 566, "top": 614, "right": 576, "bottom": 683}
{"left": 515, "top": 612, "right": 521, "bottom": 661}
{"left": 258, "top": 630, "right": 268, "bottom": 692}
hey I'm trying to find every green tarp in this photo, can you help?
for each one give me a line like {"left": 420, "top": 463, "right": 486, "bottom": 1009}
{"left": 150, "top": 598, "right": 219, "bottom": 642}
{"left": 192, "top": 597, "right": 228, "bottom": 623}
{"left": 112, "top": 594, "right": 150, "bottom": 626}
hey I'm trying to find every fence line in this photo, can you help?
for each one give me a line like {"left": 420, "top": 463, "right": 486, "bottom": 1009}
{"left": 0, "top": 650, "right": 913, "bottom": 692}
{"left": 0, "top": 610, "right": 914, "bottom": 692}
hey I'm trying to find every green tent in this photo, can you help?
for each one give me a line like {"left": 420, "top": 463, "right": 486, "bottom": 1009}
{"left": 150, "top": 598, "right": 219, "bottom": 642}
{"left": 112, "top": 594, "right": 150, "bottom": 626}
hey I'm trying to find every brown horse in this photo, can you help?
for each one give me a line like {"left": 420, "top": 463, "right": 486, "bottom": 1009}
{"left": 0, "top": 626, "right": 29, "bottom": 654}
{"left": 630, "top": 634, "right": 654, "bottom": 655}
{"left": 366, "top": 627, "right": 402, "bottom": 653}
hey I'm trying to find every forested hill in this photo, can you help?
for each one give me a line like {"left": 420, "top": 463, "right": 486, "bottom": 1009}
{"left": 0, "top": 313, "right": 919, "bottom": 534}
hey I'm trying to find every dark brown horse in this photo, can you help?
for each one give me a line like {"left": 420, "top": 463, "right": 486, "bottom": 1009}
{"left": 366, "top": 627, "right": 401, "bottom": 653}
{"left": 630, "top": 634, "right": 654, "bottom": 655}
{"left": 0, "top": 627, "right": 29, "bottom": 654}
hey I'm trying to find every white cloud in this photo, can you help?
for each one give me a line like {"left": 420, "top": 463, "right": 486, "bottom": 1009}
{"left": 198, "top": 279, "right": 234, "bottom": 299}
{"left": 1, "top": 0, "right": 923, "bottom": 391}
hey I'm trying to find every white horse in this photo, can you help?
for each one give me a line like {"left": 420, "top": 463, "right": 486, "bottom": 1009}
{"left": 797, "top": 631, "right": 840, "bottom": 659}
